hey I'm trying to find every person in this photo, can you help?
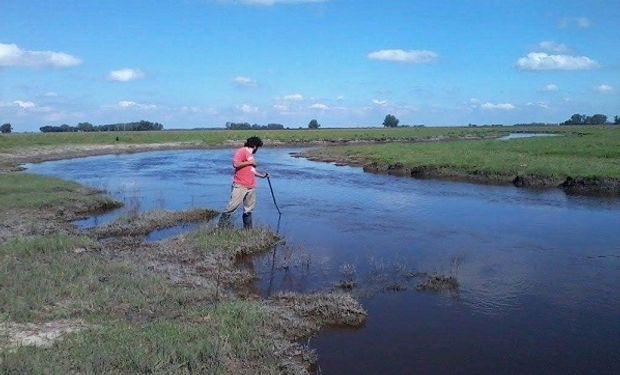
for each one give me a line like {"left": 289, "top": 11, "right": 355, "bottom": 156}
{"left": 218, "top": 136, "right": 269, "bottom": 229}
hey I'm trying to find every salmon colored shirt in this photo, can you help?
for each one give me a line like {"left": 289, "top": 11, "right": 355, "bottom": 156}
{"left": 233, "top": 147, "right": 256, "bottom": 188}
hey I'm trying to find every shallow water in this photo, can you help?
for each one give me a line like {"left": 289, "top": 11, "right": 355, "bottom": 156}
{"left": 497, "top": 132, "right": 560, "bottom": 140}
{"left": 27, "top": 148, "right": 620, "bottom": 374}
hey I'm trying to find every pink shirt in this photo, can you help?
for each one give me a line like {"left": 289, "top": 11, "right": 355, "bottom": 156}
{"left": 233, "top": 147, "right": 256, "bottom": 188}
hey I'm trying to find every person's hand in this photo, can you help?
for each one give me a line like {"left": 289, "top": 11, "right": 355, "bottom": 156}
{"left": 263, "top": 172, "right": 270, "bottom": 179}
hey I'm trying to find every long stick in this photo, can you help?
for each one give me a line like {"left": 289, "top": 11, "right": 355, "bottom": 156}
{"left": 266, "top": 176, "right": 282, "bottom": 215}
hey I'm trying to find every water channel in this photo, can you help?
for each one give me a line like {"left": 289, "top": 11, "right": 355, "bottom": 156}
{"left": 27, "top": 147, "right": 620, "bottom": 374}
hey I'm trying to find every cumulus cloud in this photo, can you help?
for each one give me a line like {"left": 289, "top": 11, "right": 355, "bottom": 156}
{"left": 559, "top": 16, "right": 591, "bottom": 29}
{"left": 233, "top": 76, "right": 257, "bottom": 88}
{"left": 479, "top": 102, "right": 515, "bottom": 111}
{"left": 0, "top": 43, "right": 82, "bottom": 68}
{"left": 538, "top": 41, "right": 569, "bottom": 53}
{"left": 367, "top": 49, "right": 438, "bottom": 64}
{"left": 283, "top": 94, "right": 304, "bottom": 101}
{"left": 107, "top": 68, "right": 145, "bottom": 82}
{"left": 543, "top": 84, "right": 559, "bottom": 92}
{"left": 238, "top": 104, "right": 259, "bottom": 113}
{"left": 13, "top": 100, "right": 36, "bottom": 109}
{"left": 114, "top": 100, "right": 157, "bottom": 110}
{"left": 516, "top": 52, "right": 599, "bottom": 71}
{"left": 221, "top": 0, "right": 327, "bottom": 5}
{"left": 310, "top": 103, "right": 329, "bottom": 110}
{"left": 595, "top": 84, "right": 614, "bottom": 93}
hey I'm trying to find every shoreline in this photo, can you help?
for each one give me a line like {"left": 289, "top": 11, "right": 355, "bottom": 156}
{"left": 292, "top": 151, "right": 620, "bottom": 196}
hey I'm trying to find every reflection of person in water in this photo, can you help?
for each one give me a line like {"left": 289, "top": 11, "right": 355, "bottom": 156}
{"left": 218, "top": 136, "right": 269, "bottom": 229}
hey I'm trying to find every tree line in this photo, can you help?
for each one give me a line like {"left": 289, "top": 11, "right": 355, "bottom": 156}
{"left": 225, "top": 122, "right": 285, "bottom": 130}
{"left": 39, "top": 120, "right": 164, "bottom": 133}
{"left": 562, "top": 114, "right": 619, "bottom": 126}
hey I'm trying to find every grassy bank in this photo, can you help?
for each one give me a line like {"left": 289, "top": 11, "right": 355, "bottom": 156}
{"left": 0, "top": 173, "right": 366, "bottom": 373}
{"left": 301, "top": 126, "right": 620, "bottom": 193}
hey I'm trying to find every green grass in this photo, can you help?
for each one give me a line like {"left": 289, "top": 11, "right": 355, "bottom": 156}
{"left": 0, "top": 173, "right": 117, "bottom": 211}
{"left": 307, "top": 126, "right": 620, "bottom": 179}
{"left": 0, "top": 127, "right": 511, "bottom": 152}
{"left": 0, "top": 233, "right": 212, "bottom": 323}
{"left": 0, "top": 228, "right": 285, "bottom": 373}
{"left": 1, "top": 301, "right": 282, "bottom": 374}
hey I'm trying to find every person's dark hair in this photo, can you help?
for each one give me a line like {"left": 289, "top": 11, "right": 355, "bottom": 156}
{"left": 244, "top": 136, "right": 263, "bottom": 149}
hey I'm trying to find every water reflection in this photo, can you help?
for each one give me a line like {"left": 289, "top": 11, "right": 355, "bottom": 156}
{"left": 26, "top": 148, "right": 620, "bottom": 374}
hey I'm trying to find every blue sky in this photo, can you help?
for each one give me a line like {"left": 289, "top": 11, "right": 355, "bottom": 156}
{"left": 1, "top": 0, "right": 619, "bottom": 131}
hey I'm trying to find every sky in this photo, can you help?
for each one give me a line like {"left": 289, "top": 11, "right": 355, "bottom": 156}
{"left": 1, "top": 0, "right": 619, "bottom": 131}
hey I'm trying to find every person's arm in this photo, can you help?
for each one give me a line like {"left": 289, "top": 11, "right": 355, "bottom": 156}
{"left": 251, "top": 167, "right": 269, "bottom": 178}
{"left": 233, "top": 159, "right": 256, "bottom": 169}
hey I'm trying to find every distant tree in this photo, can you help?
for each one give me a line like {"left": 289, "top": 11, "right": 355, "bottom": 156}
{"left": 587, "top": 114, "right": 607, "bottom": 125}
{"left": 77, "top": 122, "right": 94, "bottom": 132}
{"left": 308, "top": 119, "right": 320, "bottom": 129}
{"left": 615, "top": 116, "right": 620, "bottom": 125}
{"left": 1, "top": 123, "right": 12, "bottom": 134}
{"left": 383, "top": 114, "right": 399, "bottom": 128}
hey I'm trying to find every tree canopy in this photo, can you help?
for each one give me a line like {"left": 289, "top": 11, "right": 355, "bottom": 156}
{"left": 1, "top": 123, "right": 12, "bottom": 134}
{"left": 308, "top": 119, "right": 320, "bottom": 129}
{"left": 382, "top": 114, "right": 399, "bottom": 128}
{"left": 562, "top": 113, "right": 609, "bottom": 125}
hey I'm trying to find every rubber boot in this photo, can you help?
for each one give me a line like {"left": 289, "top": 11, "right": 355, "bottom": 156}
{"left": 242, "top": 212, "right": 253, "bottom": 229}
{"left": 218, "top": 212, "right": 233, "bottom": 229}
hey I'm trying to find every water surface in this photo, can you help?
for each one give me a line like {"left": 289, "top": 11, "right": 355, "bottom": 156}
{"left": 27, "top": 148, "right": 620, "bottom": 374}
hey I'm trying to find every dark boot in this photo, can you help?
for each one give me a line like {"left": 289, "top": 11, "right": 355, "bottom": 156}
{"left": 218, "top": 213, "right": 233, "bottom": 229}
{"left": 242, "top": 212, "right": 253, "bottom": 229}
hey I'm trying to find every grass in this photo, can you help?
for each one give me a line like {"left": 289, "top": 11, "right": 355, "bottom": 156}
{"left": 0, "top": 233, "right": 213, "bottom": 323}
{"left": 0, "top": 228, "right": 293, "bottom": 373}
{"left": 0, "top": 126, "right": 511, "bottom": 152}
{"left": 0, "top": 173, "right": 118, "bottom": 211}
{"left": 305, "top": 126, "right": 620, "bottom": 180}
{"left": 1, "top": 301, "right": 283, "bottom": 374}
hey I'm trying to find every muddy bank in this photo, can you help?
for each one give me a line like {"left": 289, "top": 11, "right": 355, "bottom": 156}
{"left": 293, "top": 152, "right": 620, "bottom": 195}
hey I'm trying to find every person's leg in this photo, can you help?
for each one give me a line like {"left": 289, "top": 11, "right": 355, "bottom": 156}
{"left": 218, "top": 185, "right": 245, "bottom": 228}
{"left": 242, "top": 188, "right": 256, "bottom": 229}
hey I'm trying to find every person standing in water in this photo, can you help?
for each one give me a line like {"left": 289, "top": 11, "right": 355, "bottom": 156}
{"left": 219, "top": 136, "right": 269, "bottom": 229}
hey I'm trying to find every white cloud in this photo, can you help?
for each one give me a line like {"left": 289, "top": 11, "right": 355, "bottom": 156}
{"left": 273, "top": 104, "right": 289, "bottom": 111}
{"left": 310, "top": 103, "right": 329, "bottom": 110}
{"left": 515, "top": 52, "right": 599, "bottom": 71}
{"left": 221, "top": 0, "right": 327, "bottom": 5}
{"left": 283, "top": 94, "right": 304, "bottom": 101}
{"left": 44, "top": 92, "right": 59, "bottom": 97}
{"left": 538, "top": 41, "right": 569, "bottom": 53}
{"left": 233, "top": 76, "right": 257, "bottom": 87}
{"left": 238, "top": 104, "right": 259, "bottom": 113}
{"left": 0, "top": 43, "right": 81, "bottom": 68}
{"left": 480, "top": 102, "right": 515, "bottom": 111}
{"left": 107, "top": 68, "right": 145, "bottom": 82}
{"left": 372, "top": 99, "right": 388, "bottom": 106}
{"left": 543, "top": 84, "right": 559, "bottom": 92}
{"left": 595, "top": 84, "right": 614, "bottom": 93}
{"left": 367, "top": 49, "right": 438, "bottom": 64}
{"left": 13, "top": 100, "right": 36, "bottom": 109}
{"left": 114, "top": 100, "right": 157, "bottom": 110}
{"left": 560, "top": 16, "right": 591, "bottom": 29}
{"left": 526, "top": 102, "right": 550, "bottom": 109}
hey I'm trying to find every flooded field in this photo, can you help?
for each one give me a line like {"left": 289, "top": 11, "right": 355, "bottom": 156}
{"left": 27, "top": 148, "right": 620, "bottom": 374}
